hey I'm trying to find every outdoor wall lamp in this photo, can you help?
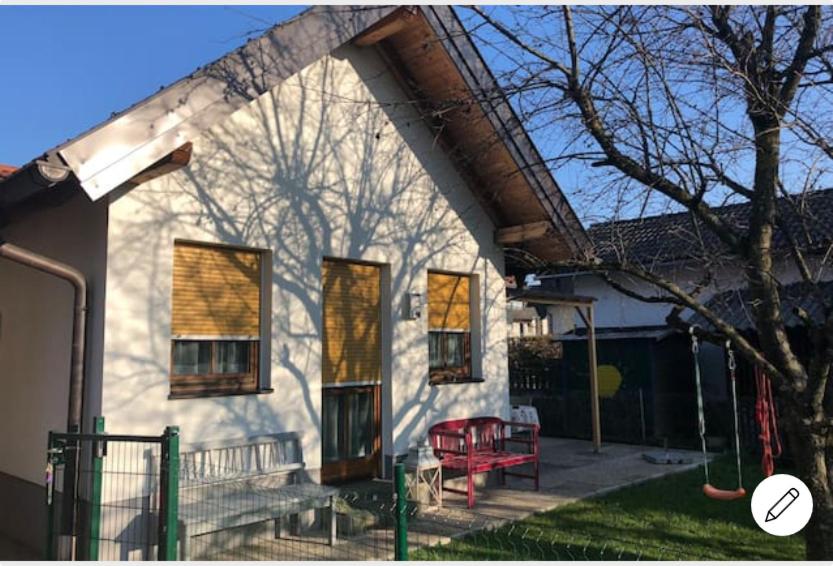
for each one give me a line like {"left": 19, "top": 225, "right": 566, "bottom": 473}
{"left": 405, "top": 292, "right": 424, "bottom": 320}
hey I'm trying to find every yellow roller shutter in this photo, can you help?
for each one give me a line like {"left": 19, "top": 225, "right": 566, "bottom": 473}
{"left": 428, "top": 272, "right": 471, "bottom": 330}
{"left": 171, "top": 242, "right": 261, "bottom": 336}
{"left": 322, "top": 260, "right": 381, "bottom": 385}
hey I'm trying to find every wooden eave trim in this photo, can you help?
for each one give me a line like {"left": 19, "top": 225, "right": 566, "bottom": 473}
{"left": 353, "top": 6, "right": 419, "bottom": 46}
{"left": 373, "top": 41, "right": 506, "bottom": 227}
{"left": 419, "top": 6, "right": 590, "bottom": 255}
{"left": 127, "top": 142, "right": 193, "bottom": 186}
{"left": 495, "top": 221, "right": 554, "bottom": 245}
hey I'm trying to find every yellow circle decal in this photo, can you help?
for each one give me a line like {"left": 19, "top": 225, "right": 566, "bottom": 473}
{"left": 597, "top": 365, "right": 623, "bottom": 398}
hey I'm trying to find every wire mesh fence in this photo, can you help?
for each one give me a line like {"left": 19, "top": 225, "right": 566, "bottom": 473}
{"left": 46, "top": 424, "right": 714, "bottom": 561}
{"left": 175, "top": 480, "right": 532, "bottom": 561}
{"left": 179, "top": 479, "right": 396, "bottom": 560}
{"left": 410, "top": 521, "right": 723, "bottom": 561}
{"left": 46, "top": 425, "right": 177, "bottom": 561}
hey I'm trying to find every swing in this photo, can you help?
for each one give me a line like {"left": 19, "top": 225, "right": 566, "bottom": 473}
{"left": 691, "top": 328, "right": 746, "bottom": 500}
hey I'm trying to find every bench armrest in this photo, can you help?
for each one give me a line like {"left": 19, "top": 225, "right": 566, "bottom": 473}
{"left": 502, "top": 421, "right": 539, "bottom": 455}
{"left": 502, "top": 421, "right": 540, "bottom": 432}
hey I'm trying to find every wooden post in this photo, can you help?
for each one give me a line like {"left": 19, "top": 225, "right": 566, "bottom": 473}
{"left": 586, "top": 306, "right": 602, "bottom": 452}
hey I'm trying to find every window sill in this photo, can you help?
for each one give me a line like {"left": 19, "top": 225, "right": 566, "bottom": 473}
{"left": 168, "top": 387, "right": 273, "bottom": 400}
{"left": 429, "top": 376, "right": 484, "bottom": 387}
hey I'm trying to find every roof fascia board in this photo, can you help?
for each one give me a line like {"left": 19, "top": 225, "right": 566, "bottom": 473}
{"left": 57, "top": 5, "right": 399, "bottom": 201}
{"left": 420, "top": 6, "right": 590, "bottom": 255}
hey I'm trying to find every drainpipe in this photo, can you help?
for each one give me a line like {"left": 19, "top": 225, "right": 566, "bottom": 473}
{"left": 0, "top": 240, "right": 87, "bottom": 431}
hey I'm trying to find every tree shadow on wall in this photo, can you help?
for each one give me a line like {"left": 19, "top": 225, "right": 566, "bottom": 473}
{"left": 105, "top": 40, "right": 506, "bottom": 459}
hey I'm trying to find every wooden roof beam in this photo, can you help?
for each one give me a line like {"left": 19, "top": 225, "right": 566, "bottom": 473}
{"left": 353, "top": 7, "right": 419, "bottom": 47}
{"left": 495, "top": 220, "right": 553, "bottom": 245}
{"left": 126, "top": 142, "right": 192, "bottom": 186}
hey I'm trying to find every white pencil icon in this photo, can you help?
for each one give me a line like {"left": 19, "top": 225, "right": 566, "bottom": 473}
{"left": 766, "top": 487, "right": 800, "bottom": 522}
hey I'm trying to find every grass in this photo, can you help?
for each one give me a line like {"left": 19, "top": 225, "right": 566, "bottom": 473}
{"left": 411, "top": 455, "right": 806, "bottom": 561}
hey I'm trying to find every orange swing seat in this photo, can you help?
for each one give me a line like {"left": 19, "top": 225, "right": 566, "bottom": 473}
{"left": 702, "top": 483, "right": 746, "bottom": 501}
{"left": 691, "top": 332, "right": 747, "bottom": 502}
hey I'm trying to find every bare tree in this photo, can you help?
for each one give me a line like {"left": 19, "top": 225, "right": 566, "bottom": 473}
{"left": 464, "top": 5, "right": 833, "bottom": 558}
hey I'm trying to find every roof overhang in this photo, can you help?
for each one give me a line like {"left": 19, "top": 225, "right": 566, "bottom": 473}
{"left": 507, "top": 288, "right": 596, "bottom": 307}
{"left": 1, "top": 6, "right": 589, "bottom": 264}
{"left": 356, "top": 7, "right": 589, "bottom": 264}
{"left": 560, "top": 327, "right": 673, "bottom": 341}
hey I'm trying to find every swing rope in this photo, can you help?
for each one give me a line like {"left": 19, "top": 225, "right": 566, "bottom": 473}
{"left": 727, "top": 347, "right": 744, "bottom": 491}
{"left": 692, "top": 331, "right": 711, "bottom": 485}
{"left": 691, "top": 328, "right": 746, "bottom": 500}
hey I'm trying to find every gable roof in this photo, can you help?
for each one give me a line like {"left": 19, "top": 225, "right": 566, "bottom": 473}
{"left": 589, "top": 188, "right": 833, "bottom": 265}
{"left": 0, "top": 6, "right": 588, "bottom": 264}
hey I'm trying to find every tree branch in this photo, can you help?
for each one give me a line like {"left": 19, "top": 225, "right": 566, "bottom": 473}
{"left": 779, "top": 6, "right": 822, "bottom": 110}
{"left": 556, "top": 258, "right": 788, "bottom": 387}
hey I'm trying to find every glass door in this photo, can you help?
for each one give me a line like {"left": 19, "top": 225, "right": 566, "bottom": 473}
{"left": 321, "top": 385, "right": 380, "bottom": 483}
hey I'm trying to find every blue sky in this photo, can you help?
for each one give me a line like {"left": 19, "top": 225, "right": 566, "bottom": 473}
{"left": 0, "top": 6, "right": 305, "bottom": 166}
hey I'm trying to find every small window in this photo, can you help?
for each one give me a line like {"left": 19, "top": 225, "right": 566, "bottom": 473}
{"left": 427, "top": 272, "right": 474, "bottom": 384}
{"left": 428, "top": 331, "right": 472, "bottom": 383}
{"left": 171, "top": 339, "right": 258, "bottom": 395}
{"left": 170, "top": 241, "right": 264, "bottom": 397}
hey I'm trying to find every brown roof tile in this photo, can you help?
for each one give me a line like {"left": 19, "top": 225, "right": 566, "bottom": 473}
{"left": 0, "top": 164, "right": 17, "bottom": 180}
{"left": 589, "top": 188, "right": 833, "bottom": 264}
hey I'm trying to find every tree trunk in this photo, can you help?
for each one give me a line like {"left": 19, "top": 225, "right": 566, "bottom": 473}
{"left": 784, "top": 412, "right": 833, "bottom": 559}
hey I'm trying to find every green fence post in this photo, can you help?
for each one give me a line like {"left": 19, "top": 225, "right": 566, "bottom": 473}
{"left": 158, "top": 426, "right": 180, "bottom": 561}
{"left": 394, "top": 462, "right": 408, "bottom": 561}
{"left": 45, "top": 431, "right": 55, "bottom": 561}
{"left": 88, "top": 416, "right": 105, "bottom": 561}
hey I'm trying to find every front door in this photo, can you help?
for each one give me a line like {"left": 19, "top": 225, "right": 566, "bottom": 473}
{"left": 321, "top": 259, "right": 382, "bottom": 483}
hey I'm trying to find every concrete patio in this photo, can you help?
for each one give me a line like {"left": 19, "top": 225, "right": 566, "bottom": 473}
{"left": 205, "top": 437, "right": 703, "bottom": 560}
{"left": 420, "top": 437, "right": 701, "bottom": 523}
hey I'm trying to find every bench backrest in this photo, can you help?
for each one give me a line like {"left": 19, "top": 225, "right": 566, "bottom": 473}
{"left": 429, "top": 417, "right": 505, "bottom": 454}
{"left": 179, "top": 432, "right": 303, "bottom": 488}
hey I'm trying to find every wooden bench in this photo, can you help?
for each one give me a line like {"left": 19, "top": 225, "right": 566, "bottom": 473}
{"left": 428, "top": 417, "right": 539, "bottom": 508}
{"left": 175, "top": 433, "right": 338, "bottom": 559}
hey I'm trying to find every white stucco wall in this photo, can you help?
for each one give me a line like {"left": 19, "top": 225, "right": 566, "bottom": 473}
{"left": 571, "top": 257, "right": 821, "bottom": 330}
{"left": 101, "top": 44, "right": 511, "bottom": 472}
{"left": 0, "top": 193, "right": 108, "bottom": 485}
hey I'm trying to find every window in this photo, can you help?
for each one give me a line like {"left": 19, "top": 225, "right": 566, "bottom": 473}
{"left": 427, "top": 272, "right": 474, "bottom": 384}
{"left": 169, "top": 241, "right": 264, "bottom": 397}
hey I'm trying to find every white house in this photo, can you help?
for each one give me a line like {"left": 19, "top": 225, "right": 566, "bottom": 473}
{"left": 0, "top": 6, "right": 588, "bottom": 555}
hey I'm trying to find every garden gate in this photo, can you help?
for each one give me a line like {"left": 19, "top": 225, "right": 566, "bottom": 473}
{"left": 45, "top": 418, "right": 179, "bottom": 560}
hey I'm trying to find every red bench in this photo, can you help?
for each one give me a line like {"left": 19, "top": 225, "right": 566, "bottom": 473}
{"left": 428, "top": 417, "right": 540, "bottom": 508}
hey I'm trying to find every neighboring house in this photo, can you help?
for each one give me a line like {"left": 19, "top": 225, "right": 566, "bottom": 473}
{"left": 523, "top": 190, "right": 833, "bottom": 444}
{"left": 0, "top": 6, "right": 587, "bottom": 553}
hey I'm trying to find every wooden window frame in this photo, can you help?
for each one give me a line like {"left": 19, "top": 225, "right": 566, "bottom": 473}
{"left": 428, "top": 330, "right": 473, "bottom": 385}
{"left": 170, "top": 339, "right": 260, "bottom": 398}
{"left": 427, "top": 270, "right": 480, "bottom": 385}
{"left": 169, "top": 240, "right": 269, "bottom": 399}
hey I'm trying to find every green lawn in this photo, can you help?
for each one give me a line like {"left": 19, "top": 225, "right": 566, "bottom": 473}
{"left": 412, "top": 456, "right": 805, "bottom": 561}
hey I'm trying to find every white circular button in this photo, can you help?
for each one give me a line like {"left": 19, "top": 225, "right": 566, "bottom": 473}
{"left": 751, "top": 473, "right": 813, "bottom": 536}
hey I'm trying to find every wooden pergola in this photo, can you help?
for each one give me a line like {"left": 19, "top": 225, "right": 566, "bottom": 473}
{"left": 508, "top": 289, "right": 602, "bottom": 452}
